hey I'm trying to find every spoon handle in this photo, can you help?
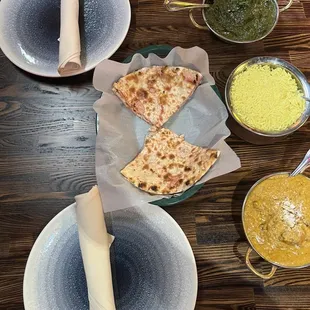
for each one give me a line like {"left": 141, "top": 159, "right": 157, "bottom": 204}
{"left": 290, "top": 149, "right": 310, "bottom": 177}
{"left": 164, "top": 0, "right": 210, "bottom": 11}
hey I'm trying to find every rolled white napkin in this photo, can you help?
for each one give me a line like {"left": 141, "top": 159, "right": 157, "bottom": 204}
{"left": 75, "top": 186, "right": 116, "bottom": 310}
{"left": 58, "top": 0, "right": 82, "bottom": 76}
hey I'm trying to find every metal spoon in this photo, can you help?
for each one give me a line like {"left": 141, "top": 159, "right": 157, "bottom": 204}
{"left": 290, "top": 149, "right": 310, "bottom": 177}
{"left": 163, "top": 0, "right": 210, "bottom": 11}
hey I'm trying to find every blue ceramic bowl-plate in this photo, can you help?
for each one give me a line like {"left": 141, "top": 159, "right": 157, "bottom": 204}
{"left": 0, "top": 0, "right": 131, "bottom": 77}
{"left": 23, "top": 203, "right": 198, "bottom": 309}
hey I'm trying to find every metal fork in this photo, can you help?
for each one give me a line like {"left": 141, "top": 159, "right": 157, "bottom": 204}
{"left": 290, "top": 149, "right": 310, "bottom": 176}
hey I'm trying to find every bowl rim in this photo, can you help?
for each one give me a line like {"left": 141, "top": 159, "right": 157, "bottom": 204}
{"left": 242, "top": 171, "right": 310, "bottom": 269}
{"left": 201, "top": 0, "right": 280, "bottom": 44}
{"left": 0, "top": 0, "right": 131, "bottom": 78}
{"left": 225, "top": 56, "right": 310, "bottom": 137}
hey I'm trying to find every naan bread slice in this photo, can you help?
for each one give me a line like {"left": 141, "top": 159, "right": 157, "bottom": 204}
{"left": 121, "top": 128, "right": 220, "bottom": 195}
{"left": 113, "top": 66, "right": 202, "bottom": 127}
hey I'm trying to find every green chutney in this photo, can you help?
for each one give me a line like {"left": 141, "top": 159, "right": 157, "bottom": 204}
{"left": 205, "top": 0, "right": 277, "bottom": 41}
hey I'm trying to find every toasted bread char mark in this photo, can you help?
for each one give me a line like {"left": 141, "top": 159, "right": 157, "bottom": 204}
{"left": 112, "top": 66, "right": 203, "bottom": 127}
{"left": 121, "top": 128, "right": 220, "bottom": 195}
{"left": 138, "top": 182, "right": 146, "bottom": 188}
{"left": 126, "top": 74, "right": 139, "bottom": 83}
{"left": 137, "top": 88, "right": 148, "bottom": 99}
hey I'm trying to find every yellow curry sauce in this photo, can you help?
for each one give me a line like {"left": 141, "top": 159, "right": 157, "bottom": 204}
{"left": 244, "top": 174, "right": 310, "bottom": 267}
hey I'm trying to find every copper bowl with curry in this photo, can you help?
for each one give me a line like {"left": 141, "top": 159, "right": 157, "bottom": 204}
{"left": 242, "top": 171, "right": 310, "bottom": 279}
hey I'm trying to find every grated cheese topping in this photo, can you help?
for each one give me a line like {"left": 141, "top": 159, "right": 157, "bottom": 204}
{"left": 230, "top": 64, "right": 306, "bottom": 133}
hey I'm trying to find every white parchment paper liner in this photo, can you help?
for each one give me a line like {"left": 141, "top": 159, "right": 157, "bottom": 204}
{"left": 93, "top": 47, "right": 241, "bottom": 212}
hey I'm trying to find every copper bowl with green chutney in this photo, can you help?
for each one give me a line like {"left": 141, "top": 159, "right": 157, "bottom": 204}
{"left": 164, "top": 0, "right": 294, "bottom": 44}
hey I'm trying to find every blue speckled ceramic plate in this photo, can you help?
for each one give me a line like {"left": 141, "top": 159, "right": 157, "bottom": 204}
{"left": 23, "top": 203, "right": 197, "bottom": 310}
{"left": 0, "top": 0, "right": 131, "bottom": 77}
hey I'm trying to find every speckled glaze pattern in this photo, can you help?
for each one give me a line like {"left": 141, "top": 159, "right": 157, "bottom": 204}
{"left": 23, "top": 204, "right": 197, "bottom": 310}
{"left": 0, "top": 0, "right": 131, "bottom": 77}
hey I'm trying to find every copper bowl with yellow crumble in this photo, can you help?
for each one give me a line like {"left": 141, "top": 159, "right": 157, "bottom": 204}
{"left": 225, "top": 57, "right": 310, "bottom": 141}
{"left": 242, "top": 172, "right": 310, "bottom": 279}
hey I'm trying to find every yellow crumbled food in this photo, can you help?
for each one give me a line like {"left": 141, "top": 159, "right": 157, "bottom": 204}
{"left": 230, "top": 64, "right": 306, "bottom": 132}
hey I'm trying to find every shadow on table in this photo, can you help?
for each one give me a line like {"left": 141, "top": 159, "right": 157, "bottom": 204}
{"left": 15, "top": 66, "right": 94, "bottom": 85}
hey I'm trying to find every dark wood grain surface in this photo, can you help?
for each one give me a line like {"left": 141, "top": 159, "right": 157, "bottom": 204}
{"left": 1, "top": 0, "right": 310, "bottom": 309}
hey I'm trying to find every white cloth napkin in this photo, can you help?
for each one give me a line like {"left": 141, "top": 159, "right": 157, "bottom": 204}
{"left": 58, "top": 0, "right": 82, "bottom": 75}
{"left": 75, "top": 186, "right": 116, "bottom": 310}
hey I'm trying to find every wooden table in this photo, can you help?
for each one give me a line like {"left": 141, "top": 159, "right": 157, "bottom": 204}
{"left": 1, "top": 0, "right": 310, "bottom": 309}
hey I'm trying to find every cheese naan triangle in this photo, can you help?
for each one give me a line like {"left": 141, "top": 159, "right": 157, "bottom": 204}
{"left": 113, "top": 66, "right": 202, "bottom": 127}
{"left": 121, "top": 128, "right": 220, "bottom": 195}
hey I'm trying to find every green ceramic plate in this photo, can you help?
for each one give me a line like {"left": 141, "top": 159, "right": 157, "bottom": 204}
{"left": 96, "top": 45, "right": 222, "bottom": 207}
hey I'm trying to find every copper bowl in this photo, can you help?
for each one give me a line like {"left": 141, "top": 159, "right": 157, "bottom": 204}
{"left": 165, "top": 0, "right": 294, "bottom": 44}
{"left": 242, "top": 172, "right": 310, "bottom": 279}
{"left": 225, "top": 57, "right": 310, "bottom": 144}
